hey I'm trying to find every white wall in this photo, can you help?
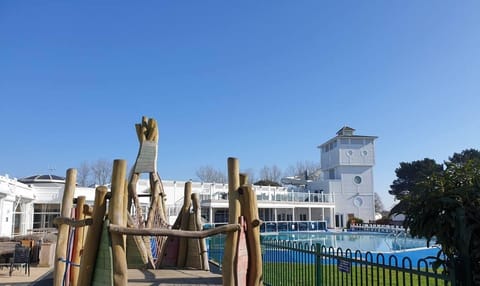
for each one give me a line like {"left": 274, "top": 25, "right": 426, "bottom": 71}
{"left": 0, "top": 199, "right": 14, "bottom": 237}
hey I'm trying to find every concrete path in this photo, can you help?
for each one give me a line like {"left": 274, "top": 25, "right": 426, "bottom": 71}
{"left": 0, "top": 266, "right": 53, "bottom": 286}
{"left": 1, "top": 266, "right": 222, "bottom": 286}
{"left": 128, "top": 268, "right": 222, "bottom": 285}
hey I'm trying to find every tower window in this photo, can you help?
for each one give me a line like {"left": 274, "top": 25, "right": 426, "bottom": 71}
{"left": 353, "top": 176, "right": 362, "bottom": 184}
{"left": 351, "top": 139, "right": 363, "bottom": 145}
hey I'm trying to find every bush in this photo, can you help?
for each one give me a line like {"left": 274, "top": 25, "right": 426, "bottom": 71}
{"left": 346, "top": 217, "right": 363, "bottom": 229}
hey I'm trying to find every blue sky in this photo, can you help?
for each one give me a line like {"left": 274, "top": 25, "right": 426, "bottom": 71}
{"left": 1, "top": 1, "right": 479, "bottom": 209}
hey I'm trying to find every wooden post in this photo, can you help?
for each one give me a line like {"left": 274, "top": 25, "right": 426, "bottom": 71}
{"left": 177, "top": 182, "right": 192, "bottom": 267}
{"left": 54, "top": 168, "right": 76, "bottom": 286}
{"left": 77, "top": 186, "right": 108, "bottom": 286}
{"left": 123, "top": 180, "right": 129, "bottom": 251}
{"left": 192, "top": 193, "right": 209, "bottom": 271}
{"left": 151, "top": 172, "right": 168, "bottom": 269}
{"left": 70, "top": 196, "right": 86, "bottom": 286}
{"left": 109, "top": 159, "right": 128, "bottom": 286}
{"left": 223, "top": 157, "right": 241, "bottom": 286}
{"left": 146, "top": 173, "right": 164, "bottom": 228}
{"left": 127, "top": 172, "right": 143, "bottom": 226}
{"left": 239, "top": 185, "right": 263, "bottom": 286}
{"left": 239, "top": 173, "right": 248, "bottom": 186}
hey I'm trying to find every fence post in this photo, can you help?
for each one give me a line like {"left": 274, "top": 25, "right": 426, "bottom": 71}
{"left": 315, "top": 243, "right": 322, "bottom": 286}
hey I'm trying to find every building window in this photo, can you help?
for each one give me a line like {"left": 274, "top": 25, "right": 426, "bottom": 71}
{"left": 324, "top": 140, "right": 337, "bottom": 152}
{"left": 329, "top": 169, "right": 336, "bottom": 180}
{"left": 33, "top": 203, "right": 61, "bottom": 229}
{"left": 214, "top": 209, "right": 229, "bottom": 223}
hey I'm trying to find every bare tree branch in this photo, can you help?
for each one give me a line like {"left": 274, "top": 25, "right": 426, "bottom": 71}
{"left": 92, "top": 159, "right": 112, "bottom": 185}
{"left": 196, "top": 165, "right": 226, "bottom": 183}
{"left": 77, "top": 161, "right": 91, "bottom": 187}
{"left": 259, "top": 165, "right": 283, "bottom": 183}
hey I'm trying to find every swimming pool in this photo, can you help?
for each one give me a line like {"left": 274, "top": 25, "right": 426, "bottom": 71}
{"left": 264, "top": 231, "right": 431, "bottom": 253}
{"left": 207, "top": 231, "right": 441, "bottom": 267}
{"left": 259, "top": 231, "right": 442, "bottom": 266}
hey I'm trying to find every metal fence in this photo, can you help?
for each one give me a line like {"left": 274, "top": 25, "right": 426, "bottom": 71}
{"left": 262, "top": 239, "right": 454, "bottom": 286}
{"left": 207, "top": 237, "right": 454, "bottom": 286}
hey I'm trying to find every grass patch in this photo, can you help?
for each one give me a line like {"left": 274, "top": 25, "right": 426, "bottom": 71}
{"left": 263, "top": 263, "right": 450, "bottom": 286}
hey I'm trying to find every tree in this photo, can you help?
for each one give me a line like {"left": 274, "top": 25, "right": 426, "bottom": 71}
{"left": 284, "top": 161, "right": 321, "bottom": 181}
{"left": 77, "top": 159, "right": 112, "bottom": 186}
{"left": 196, "top": 165, "right": 226, "bottom": 183}
{"left": 389, "top": 158, "right": 444, "bottom": 200}
{"left": 91, "top": 159, "right": 112, "bottom": 186}
{"left": 449, "top": 148, "right": 480, "bottom": 165}
{"left": 373, "top": 192, "right": 384, "bottom": 213}
{"left": 77, "top": 161, "right": 91, "bottom": 187}
{"left": 259, "top": 165, "right": 282, "bottom": 184}
{"left": 390, "top": 150, "right": 480, "bottom": 285}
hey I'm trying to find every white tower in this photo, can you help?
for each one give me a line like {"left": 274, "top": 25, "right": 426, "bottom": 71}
{"left": 317, "top": 126, "right": 377, "bottom": 228}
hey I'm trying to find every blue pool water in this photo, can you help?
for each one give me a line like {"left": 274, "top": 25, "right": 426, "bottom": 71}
{"left": 264, "top": 231, "right": 430, "bottom": 253}
{"left": 207, "top": 231, "right": 441, "bottom": 267}
{"left": 260, "top": 231, "right": 441, "bottom": 266}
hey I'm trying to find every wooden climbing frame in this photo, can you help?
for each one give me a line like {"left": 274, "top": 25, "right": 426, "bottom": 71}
{"left": 52, "top": 116, "right": 263, "bottom": 286}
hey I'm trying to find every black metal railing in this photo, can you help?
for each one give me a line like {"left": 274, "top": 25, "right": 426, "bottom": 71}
{"left": 207, "top": 237, "right": 454, "bottom": 285}
{"left": 261, "top": 239, "right": 454, "bottom": 286}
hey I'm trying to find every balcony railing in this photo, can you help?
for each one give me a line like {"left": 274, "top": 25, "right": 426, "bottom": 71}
{"left": 200, "top": 190, "right": 334, "bottom": 204}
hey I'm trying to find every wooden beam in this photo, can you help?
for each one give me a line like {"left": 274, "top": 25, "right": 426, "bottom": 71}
{"left": 53, "top": 217, "right": 93, "bottom": 228}
{"left": 109, "top": 223, "right": 240, "bottom": 238}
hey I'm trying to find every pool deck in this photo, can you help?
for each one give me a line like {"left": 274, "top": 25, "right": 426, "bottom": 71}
{"left": 0, "top": 266, "right": 223, "bottom": 286}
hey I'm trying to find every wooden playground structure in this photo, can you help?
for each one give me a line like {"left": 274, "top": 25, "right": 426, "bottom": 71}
{"left": 52, "top": 117, "right": 263, "bottom": 286}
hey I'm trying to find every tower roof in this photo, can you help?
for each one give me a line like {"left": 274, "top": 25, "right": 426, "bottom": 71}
{"left": 336, "top": 126, "right": 355, "bottom": 136}
{"left": 318, "top": 126, "right": 378, "bottom": 149}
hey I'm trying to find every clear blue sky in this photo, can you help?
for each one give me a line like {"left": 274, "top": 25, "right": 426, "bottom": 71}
{"left": 1, "top": 1, "right": 479, "bottom": 209}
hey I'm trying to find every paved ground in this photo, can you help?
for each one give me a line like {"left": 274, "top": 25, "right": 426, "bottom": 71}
{"left": 0, "top": 266, "right": 223, "bottom": 286}
{"left": 127, "top": 268, "right": 222, "bottom": 285}
{"left": 0, "top": 265, "right": 53, "bottom": 286}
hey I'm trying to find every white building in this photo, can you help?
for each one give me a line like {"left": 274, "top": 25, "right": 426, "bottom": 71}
{"left": 0, "top": 175, "right": 35, "bottom": 237}
{"left": 0, "top": 126, "right": 377, "bottom": 237}
{"left": 310, "top": 126, "right": 377, "bottom": 227}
